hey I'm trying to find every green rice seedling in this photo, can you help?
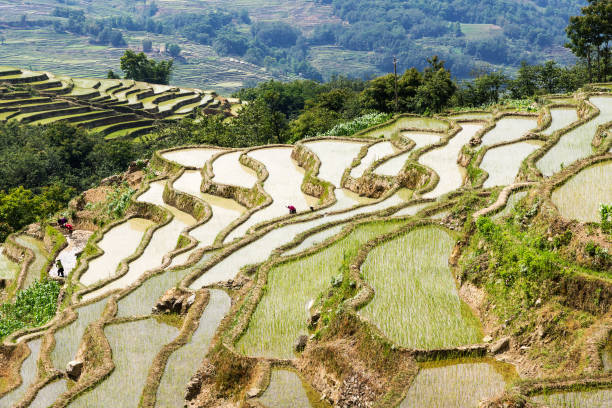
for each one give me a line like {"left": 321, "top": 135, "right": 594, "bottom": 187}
{"left": 538, "top": 96, "right": 612, "bottom": 176}
{"left": 69, "top": 318, "right": 178, "bottom": 407}
{"left": 14, "top": 235, "right": 49, "bottom": 288}
{"left": 400, "top": 358, "right": 514, "bottom": 408}
{"left": 532, "top": 389, "right": 612, "bottom": 408}
{"left": 359, "top": 226, "right": 482, "bottom": 349}
{"left": 237, "top": 220, "right": 407, "bottom": 359}
{"left": 28, "top": 379, "right": 67, "bottom": 408}
{"left": 51, "top": 299, "right": 107, "bottom": 370}
{"left": 284, "top": 224, "right": 346, "bottom": 257}
{"left": 0, "top": 246, "right": 20, "bottom": 280}
{"left": 0, "top": 338, "right": 41, "bottom": 406}
{"left": 259, "top": 369, "right": 331, "bottom": 408}
{"left": 156, "top": 289, "right": 231, "bottom": 407}
{"left": 551, "top": 161, "right": 612, "bottom": 223}
{"left": 117, "top": 253, "right": 212, "bottom": 318}
{"left": 542, "top": 108, "right": 579, "bottom": 136}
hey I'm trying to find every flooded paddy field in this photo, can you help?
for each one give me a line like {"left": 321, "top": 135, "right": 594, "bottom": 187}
{"left": 3, "top": 86, "right": 612, "bottom": 408}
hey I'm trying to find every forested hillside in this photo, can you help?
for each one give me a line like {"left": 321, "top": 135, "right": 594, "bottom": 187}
{"left": 0, "top": 0, "right": 586, "bottom": 92}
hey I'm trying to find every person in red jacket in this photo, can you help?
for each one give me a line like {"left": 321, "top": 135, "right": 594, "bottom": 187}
{"left": 287, "top": 205, "right": 297, "bottom": 214}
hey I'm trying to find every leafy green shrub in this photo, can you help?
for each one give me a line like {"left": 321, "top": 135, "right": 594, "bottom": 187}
{"left": 105, "top": 184, "right": 135, "bottom": 218}
{"left": 0, "top": 280, "right": 60, "bottom": 339}
{"left": 319, "top": 112, "right": 392, "bottom": 137}
{"left": 476, "top": 217, "right": 499, "bottom": 241}
{"left": 600, "top": 204, "right": 611, "bottom": 233}
{"left": 585, "top": 241, "right": 610, "bottom": 264}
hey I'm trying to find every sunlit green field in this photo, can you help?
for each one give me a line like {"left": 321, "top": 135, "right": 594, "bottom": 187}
{"left": 237, "top": 219, "right": 408, "bottom": 359}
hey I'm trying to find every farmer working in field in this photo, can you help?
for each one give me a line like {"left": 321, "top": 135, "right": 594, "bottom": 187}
{"left": 56, "top": 260, "right": 64, "bottom": 278}
{"left": 287, "top": 205, "right": 297, "bottom": 214}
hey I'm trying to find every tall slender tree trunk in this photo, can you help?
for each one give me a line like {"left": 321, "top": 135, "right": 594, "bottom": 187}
{"left": 587, "top": 52, "right": 592, "bottom": 83}
{"left": 597, "top": 45, "right": 602, "bottom": 82}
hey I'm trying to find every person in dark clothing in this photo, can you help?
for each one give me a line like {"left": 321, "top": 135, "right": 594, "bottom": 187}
{"left": 56, "top": 260, "right": 64, "bottom": 278}
{"left": 287, "top": 205, "right": 297, "bottom": 214}
{"left": 310, "top": 206, "right": 315, "bottom": 212}
{"left": 58, "top": 216, "right": 68, "bottom": 226}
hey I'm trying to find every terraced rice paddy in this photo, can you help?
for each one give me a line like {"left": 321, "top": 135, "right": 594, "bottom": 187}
{"left": 83, "top": 182, "right": 196, "bottom": 301}
{"left": 156, "top": 289, "right": 231, "bottom": 408}
{"left": 117, "top": 260, "right": 205, "bottom": 318}
{"left": 50, "top": 299, "right": 107, "bottom": 370}
{"left": 420, "top": 123, "right": 482, "bottom": 198}
{"left": 1, "top": 338, "right": 42, "bottom": 406}
{"left": 480, "top": 116, "right": 538, "bottom": 145}
{"left": 79, "top": 218, "right": 154, "bottom": 286}
{"left": 226, "top": 147, "right": 315, "bottom": 241}
{"left": 0, "top": 246, "right": 20, "bottom": 280}
{"left": 399, "top": 358, "right": 513, "bottom": 407}
{"left": 551, "top": 161, "right": 612, "bottom": 222}
{"left": 359, "top": 116, "right": 449, "bottom": 139}
{"left": 447, "top": 112, "right": 493, "bottom": 121}
{"left": 542, "top": 108, "right": 579, "bottom": 136}
{"left": 161, "top": 147, "right": 224, "bottom": 168}
{"left": 236, "top": 220, "right": 408, "bottom": 358}
{"left": 14, "top": 235, "right": 49, "bottom": 288}
{"left": 480, "top": 141, "right": 543, "bottom": 188}
{"left": 69, "top": 318, "right": 178, "bottom": 407}
{"left": 538, "top": 96, "right": 612, "bottom": 176}
{"left": 284, "top": 224, "right": 346, "bottom": 256}
{"left": 3, "top": 85, "right": 612, "bottom": 407}
{"left": 173, "top": 171, "right": 246, "bottom": 248}
{"left": 393, "top": 202, "right": 431, "bottom": 218}
{"left": 259, "top": 369, "right": 330, "bottom": 408}
{"left": 373, "top": 132, "right": 439, "bottom": 177}
{"left": 303, "top": 140, "right": 365, "bottom": 187}
{"left": 189, "top": 192, "right": 408, "bottom": 289}
{"left": 211, "top": 150, "right": 258, "bottom": 188}
{"left": 350, "top": 141, "right": 397, "bottom": 178}
{"left": 359, "top": 226, "right": 481, "bottom": 349}
{"left": 28, "top": 379, "right": 66, "bottom": 408}
{"left": 532, "top": 389, "right": 612, "bottom": 407}
{"left": 492, "top": 191, "right": 528, "bottom": 220}
{"left": 0, "top": 67, "right": 234, "bottom": 140}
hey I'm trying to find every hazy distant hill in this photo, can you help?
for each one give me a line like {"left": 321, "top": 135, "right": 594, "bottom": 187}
{"left": 0, "top": 0, "right": 586, "bottom": 93}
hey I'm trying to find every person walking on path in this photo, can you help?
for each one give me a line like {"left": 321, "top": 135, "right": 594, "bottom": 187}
{"left": 56, "top": 259, "right": 64, "bottom": 278}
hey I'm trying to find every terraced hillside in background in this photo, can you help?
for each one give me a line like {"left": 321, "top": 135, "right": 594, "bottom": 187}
{"left": 0, "top": 85, "right": 611, "bottom": 408}
{"left": 0, "top": 67, "right": 238, "bottom": 139}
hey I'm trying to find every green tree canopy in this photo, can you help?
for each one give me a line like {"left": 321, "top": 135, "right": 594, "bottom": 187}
{"left": 119, "top": 49, "right": 173, "bottom": 84}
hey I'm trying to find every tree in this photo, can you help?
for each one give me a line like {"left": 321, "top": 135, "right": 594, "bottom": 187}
{"left": 456, "top": 71, "right": 508, "bottom": 107}
{"left": 566, "top": 0, "right": 611, "bottom": 82}
{"left": 107, "top": 70, "right": 120, "bottom": 79}
{"left": 415, "top": 57, "right": 456, "bottom": 113}
{"left": 142, "top": 39, "right": 153, "bottom": 52}
{"left": 166, "top": 43, "right": 181, "bottom": 58}
{"left": 119, "top": 50, "right": 173, "bottom": 84}
{"left": 230, "top": 98, "right": 288, "bottom": 145}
